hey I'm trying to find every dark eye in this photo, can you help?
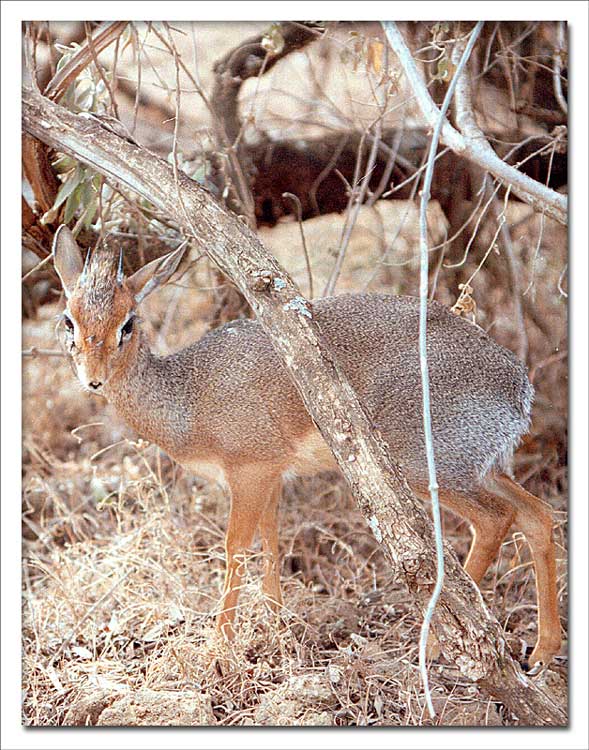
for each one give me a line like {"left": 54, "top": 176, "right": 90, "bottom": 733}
{"left": 119, "top": 316, "right": 134, "bottom": 345}
{"left": 63, "top": 314, "right": 74, "bottom": 332}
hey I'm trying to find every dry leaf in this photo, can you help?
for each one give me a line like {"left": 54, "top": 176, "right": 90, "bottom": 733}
{"left": 367, "top": 40, "right": 384, "bottom": 74}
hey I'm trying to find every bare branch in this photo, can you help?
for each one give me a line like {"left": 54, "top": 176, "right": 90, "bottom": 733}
{"left": 323, "top": 118, "right": 381, "bottom": 296}
{"left": 382, "top": 23, "right": 567, "bottom": 226}
{"left": 282, "top": 192, "right": 314, "bottom": 299}
{"left": 552, "top": 22, "right": 568, "bottom": 115}
{"left": 22, "top": 347, "right": 65, "bottom": 359}
{"left": 415, "top": 21, "right": 483, "bottom": 718}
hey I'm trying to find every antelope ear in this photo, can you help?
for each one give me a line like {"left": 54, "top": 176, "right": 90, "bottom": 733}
{"left": 52, "top": 225, "right": 84, "bottom": 298}
{"left": 127, "top": 241, "right": 188, "bottom": 304}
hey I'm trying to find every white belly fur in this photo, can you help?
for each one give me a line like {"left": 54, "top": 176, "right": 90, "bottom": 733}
{"left": 183, "top": 429, "right": 336, "bottom": 488}
{"left": 290, "top": 429, "right": 338, "bottom": 475}
{"left": 184, "top": 460, "right": 228, "bottom": 489}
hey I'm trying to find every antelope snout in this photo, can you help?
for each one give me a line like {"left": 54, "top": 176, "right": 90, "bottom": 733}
{"left": 82, "top": 374, "right": 107, "bottom": 393}
{"left": 76, "top": 360, "right": 108, "bottom": 394}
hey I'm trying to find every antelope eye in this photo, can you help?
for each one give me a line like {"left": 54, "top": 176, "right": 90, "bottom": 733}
{"left": 63, "top": 314, "right": 74, "bottom": 332}
{"left": 119, "top": 316, "right": 134, "bottom": 344}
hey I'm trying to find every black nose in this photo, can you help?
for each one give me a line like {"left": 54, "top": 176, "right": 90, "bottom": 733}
{"left": 89, "top": 381, "right": 103, "bottom": 390}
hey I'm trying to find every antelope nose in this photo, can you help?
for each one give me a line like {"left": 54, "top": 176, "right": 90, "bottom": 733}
{"left": 89, "top": 380, "right": 103, "bottom": 390}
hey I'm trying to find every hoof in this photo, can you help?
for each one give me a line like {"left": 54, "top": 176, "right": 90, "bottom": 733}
{"left": 526, "top": 659, "right": 547, "bottom": 677}
{"left": 522, "top": 639, "right": 561, "bottom": 674}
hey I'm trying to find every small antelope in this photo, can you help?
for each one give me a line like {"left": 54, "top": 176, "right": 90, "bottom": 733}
{"left": 52, "top": 225, "right": 561, "bottom": 671}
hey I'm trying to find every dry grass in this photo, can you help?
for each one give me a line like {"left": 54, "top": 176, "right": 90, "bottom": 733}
{"left": 21, "top": 200, "right": 568, "bottom": 726}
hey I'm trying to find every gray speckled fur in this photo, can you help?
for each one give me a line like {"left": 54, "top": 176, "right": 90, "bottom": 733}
{"left": 108, "top": 293, "right": 532, "bottom": 491}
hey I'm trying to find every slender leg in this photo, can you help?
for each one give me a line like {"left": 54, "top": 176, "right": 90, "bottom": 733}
{"left": 416, "top": 483, "right": 516, "bottom": 585}
{"left": 417, "top": 483, "right": 515, "bottom": 659}
{"left": 259, "top": 481, "right": 283, "bottom": 611}
{"left": 494, "top": 475, "right": 561, "bottom": 668}
{"left": 217, "top": 465, "right": 279, "bottom": 639}
{"left": 424, "top": 475, "right": 561, "bottom": 669}
{"left": 457, "top": 500, "right": 515, "bottom": 586}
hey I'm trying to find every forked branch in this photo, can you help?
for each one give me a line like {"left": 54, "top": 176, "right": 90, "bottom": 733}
{"left": 382, "top": 22, "right": 567, "bottom": 226}
{"left": 22, "top": 86, "right": 566, "bottom": 725}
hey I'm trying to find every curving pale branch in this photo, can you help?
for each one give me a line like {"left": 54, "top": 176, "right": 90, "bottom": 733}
{"left": 381, "top": 22, "right": 567, "bottom": 226}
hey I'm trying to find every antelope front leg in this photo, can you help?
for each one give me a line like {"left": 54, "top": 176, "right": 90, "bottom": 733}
{"left": 259, "top": 482, "right": 283, "bottom": 612}
{"left": 216, "top": 466, "right": 280, "bottom": 639}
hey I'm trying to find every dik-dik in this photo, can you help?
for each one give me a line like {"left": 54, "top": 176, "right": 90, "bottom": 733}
{"left": 52, "top": 225, "right": 561, "bottom": 672}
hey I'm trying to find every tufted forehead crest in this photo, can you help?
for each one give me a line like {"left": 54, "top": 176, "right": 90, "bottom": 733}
{"left": 80, "top": 244, "right": 121, "bottom": 307}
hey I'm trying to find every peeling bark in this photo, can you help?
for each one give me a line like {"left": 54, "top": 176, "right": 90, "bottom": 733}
{"left": 22, "top": 86, "right": 566, "bottom": 725}
{"left": 22, "top": 133, "right": 59, "bottom": 216}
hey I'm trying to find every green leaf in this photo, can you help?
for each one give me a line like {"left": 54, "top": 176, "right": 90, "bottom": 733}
{"left": 52, "top": 154, "right": 76, "bottom": 173}
{"left": 63, "top": 183, "right": 83, "bottom": 224}
{"left": 52, "top": 164, "right": 84, "bottom": 212}
{"left": 74, "top": 78, "right": 95, "bottom": 111}
{"left": 55, "top": 51, "right": 72, "bottom": 73}
{"left": 85, "top": 202, "right": 98, "bottom": 229}
{"left": 81, "top": 179, "right": 98, "bottom": 225}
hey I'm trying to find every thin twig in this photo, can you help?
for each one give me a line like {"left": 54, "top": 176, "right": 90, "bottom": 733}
{"left": 83, "top": 21, "right": 120, "bottom": 120}
{"left": 493, "top": 193, "right": 528, "bottom": 362}
{"left": 443, "top": 175, "right": 498, "bottom": 269}
{"left": 529, "top": 349, "right": 567, "bottom": 385}
{"left": 47, "top": 567, "right": 135, "bottom": 666}
{"left": 21, "top": 254, "right": 53, "bottom": 282}
{"left": 381, "top": 146, "right": 451, "bottom": 199}
{"left": 362, "top": 147, "right": 425, "bottom": 290}
{"left": 458, "top": 186, "right": 513, "bottom": 304}
{"left": 282, "top": 193, "right": 314, "bottom": 299}
{"left": 394, "top": 20, "right": 484, "bottom": 719}
{"left": 22, "top": 347, "right": 66, "bottom": 359}
{"left": 523, "top": 142, "right": 556, "bottom": 297}
{"left": 151, "top": 23, "right": 255, "bottom": 225}
{"left": 323, "top": 113, "right": 384, "bottom": 297}
{"left": 309, "top": 133, "right": 350, "bottom": 217}
{"left": 367, "top": 119, "right": 404, "bottom": 207}
{"left": 43, "top": 21, "right": 128, "bottom": 102}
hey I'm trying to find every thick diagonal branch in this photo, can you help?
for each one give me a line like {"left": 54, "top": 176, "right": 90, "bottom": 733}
{"left": 22, "top": 87, "right": 566, "bottom": 725}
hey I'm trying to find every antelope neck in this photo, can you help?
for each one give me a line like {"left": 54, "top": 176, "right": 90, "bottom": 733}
{"left": 103, "top": 334, "right": 203, "bottom": 456}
